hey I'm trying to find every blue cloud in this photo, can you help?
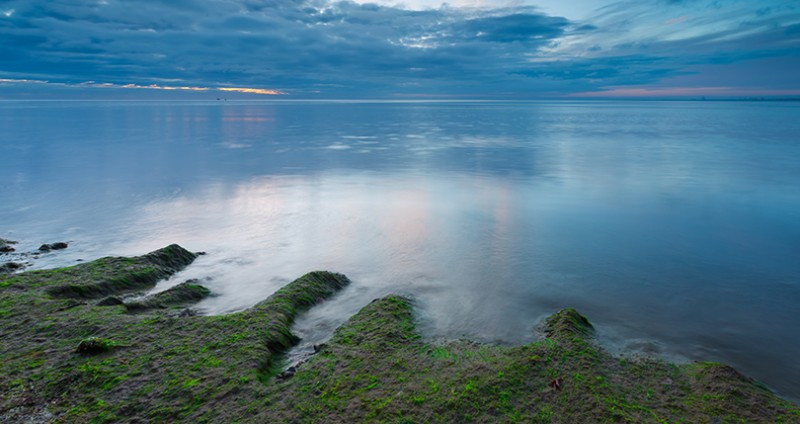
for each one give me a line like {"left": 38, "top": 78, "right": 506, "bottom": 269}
{"left": 0, "top": 0, "right": 797, "bottom": 98}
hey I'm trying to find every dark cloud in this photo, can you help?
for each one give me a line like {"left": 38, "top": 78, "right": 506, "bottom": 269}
{"left": 0, "top": 0, "right": 797, "bottom": 97}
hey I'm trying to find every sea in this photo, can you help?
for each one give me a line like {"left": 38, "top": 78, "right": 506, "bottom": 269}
{"left": 1, "top": 99, "right": 798, "bottom": 400}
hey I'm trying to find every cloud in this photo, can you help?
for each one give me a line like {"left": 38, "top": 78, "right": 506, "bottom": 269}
{"left": 0, "top": 0, "right": 797, "bottom": 98}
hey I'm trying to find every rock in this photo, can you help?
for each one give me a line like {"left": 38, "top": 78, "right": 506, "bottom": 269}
{"left": 124, "top": 280, "right": 211, "bottom": 312}
{"left": 0, "top": 238, "right": 17, "bottom": 253}
{"left": 76, "top": 337, "right": 115, "bottom": 355}
{"left": 97, "top": 296, "right": 124, "bottom": 306}
{"left": 39, "top": 242, "right": 68, "bottom": 252}
{"left": 276, "top": 366, "right": 297, "bottom": 381}
{"left": 0, "top": 262, "right": 25, "bottom": 274}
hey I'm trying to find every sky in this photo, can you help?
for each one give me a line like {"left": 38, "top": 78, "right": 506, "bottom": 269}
{"left": 0, "top": 0, "right": 798, "bottom": 99}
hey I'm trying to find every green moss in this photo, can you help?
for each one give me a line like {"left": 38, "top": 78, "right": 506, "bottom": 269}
{"left": 125, "top": 281, "right": 211, "bottom": 312}
{"left": 0, "top": 247, "right": 796, "bottom": 422}
{"left": 77, "top": 337, "right": 117, "bottom": 355}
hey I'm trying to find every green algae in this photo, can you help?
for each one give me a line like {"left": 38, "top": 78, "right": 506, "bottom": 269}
{"left": 0, "top": 246, "right": 797, "bottom": 423}
{"left": 124, "top": 280, "right": 211, "bottom": 312}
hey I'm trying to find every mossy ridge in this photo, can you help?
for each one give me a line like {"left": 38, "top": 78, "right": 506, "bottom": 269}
{"left": 46, "top": 244, "right": 198, "bottom": 299}
{"left": 0, "top": 244, "right": 197, "bottom": 298}
{"left": 124, "top": 280, "right": 211, "bottom": 312}
{"left": 1, "top": 250, "right": 798, "bottom": 423}
{"left": 0, "top": 247, "right": 351, "bottom": 422}
{"left": 263, "top": 297, "right": 799, "bottom": 423}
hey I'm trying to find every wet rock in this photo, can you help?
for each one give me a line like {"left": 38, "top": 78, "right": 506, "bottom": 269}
{"left": 97, "top": 296, "right": 124, "bottom": 306}
{"left": 38, "top": 242, "right": 68, "bottom": 252}
{"left": 76, "top": 337, "right": 116, "bottom": 355}
{"left": 46, "top": 244, "right": 198, "bottom": 300}
{"left": 313, "top": 343, "right": 327, "bottom": 353}
{"left": 0, "top": 238, "right": 17, "bottom": 253}
{"left": 544, "top": 307, "right": 594, "bottom": 342}
{"left": 0, "top": 262, "right": 25, "bottom": 274}
{"left": 125, "top": 280, "right": 211, "bottom": 312}
{"left": 178, "top": 308, "right": 198, "bottom": 317}
{"left": 276, "top": 366, "right": 297, "bottom": 381}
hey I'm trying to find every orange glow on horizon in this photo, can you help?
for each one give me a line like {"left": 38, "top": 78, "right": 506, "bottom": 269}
{"left": 218, "top": 87, "right": 285, "bottom": 95}
{"left": 570, "top": 86, "right": 800, "bottom": 98}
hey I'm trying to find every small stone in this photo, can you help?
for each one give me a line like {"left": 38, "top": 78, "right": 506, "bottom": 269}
{"left": 0, "top": 262, "right": 25, "bottom": 274}
{"left": 39, "top": 242, "right": 68, "bottom": 252}
{"left": 97, "top": 296, "right": 124, "bottom": 306}
{"left": 277, "top": 366, "right": 297, "bottom": 381}
{"left": 179, "top": 308, "right": 198, "bottom": 317}
{"left": 0, "top": 238, "right": 16, "bottom": 253}
{"left": 76, "top": 337, "right": 115, "bottom": 355}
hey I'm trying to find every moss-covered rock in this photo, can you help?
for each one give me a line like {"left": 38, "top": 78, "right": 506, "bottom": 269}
{"left": 0, "top": 247, "right": 351, "bottom": 422}
{"left": 76, "top": 337, "right": 117, "bottom": 355}
{"left": 0, "top": 247, "right": 797, "bottom": 423}
{"left": 544, "top": 307, "right": 594, "bottom": 346}
{"left": 41, "top": 244, "right": 197, "bottom": 299}
{"left": 125, "top": 280, "right": 211, "bottom": 312}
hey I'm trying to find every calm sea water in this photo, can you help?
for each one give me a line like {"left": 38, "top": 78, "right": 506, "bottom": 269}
{"left": 1, "top": 100, "right": 799, "bottom": 400}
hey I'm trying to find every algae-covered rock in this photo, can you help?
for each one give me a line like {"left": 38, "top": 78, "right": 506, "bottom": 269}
{"left": 125, "top": 279, "right": 211, "bottom": 312}
{"left": 96, "top": 296, "right": 124, "bottom": 306}
{"left": 76, "top": 337, "right": 116, "bottom": 355}
{"left": 1, "top": 248, "right": 797, "bottom": 423}
{"left": 544, "top": 307, "right": 594, "bottom": 341}
{"left": 44, "top": 244, "right": 198, "bottom": 299}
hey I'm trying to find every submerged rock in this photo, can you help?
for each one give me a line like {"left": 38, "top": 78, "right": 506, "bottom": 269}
{"left": 38, "top": 242, "right": 68, "bottom": 252}
{"left": 0, "top": 262, "right": 25, "bottom": 274}
{"left": 0, "top": 238, "right": 17, "bottom": 253}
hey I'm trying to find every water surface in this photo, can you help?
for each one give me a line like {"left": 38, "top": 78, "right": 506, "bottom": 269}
{"left": 1, "top": 100, "right": 798, "bottom": 400}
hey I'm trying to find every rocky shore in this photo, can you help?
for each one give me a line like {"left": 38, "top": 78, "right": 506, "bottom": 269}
{"left": 0, "top": 244, "right": 798, "bottom": 422}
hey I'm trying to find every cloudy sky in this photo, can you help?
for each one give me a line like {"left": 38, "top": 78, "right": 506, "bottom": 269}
{"left": 0, "top": 0, "right": 798, "bottom": 99}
